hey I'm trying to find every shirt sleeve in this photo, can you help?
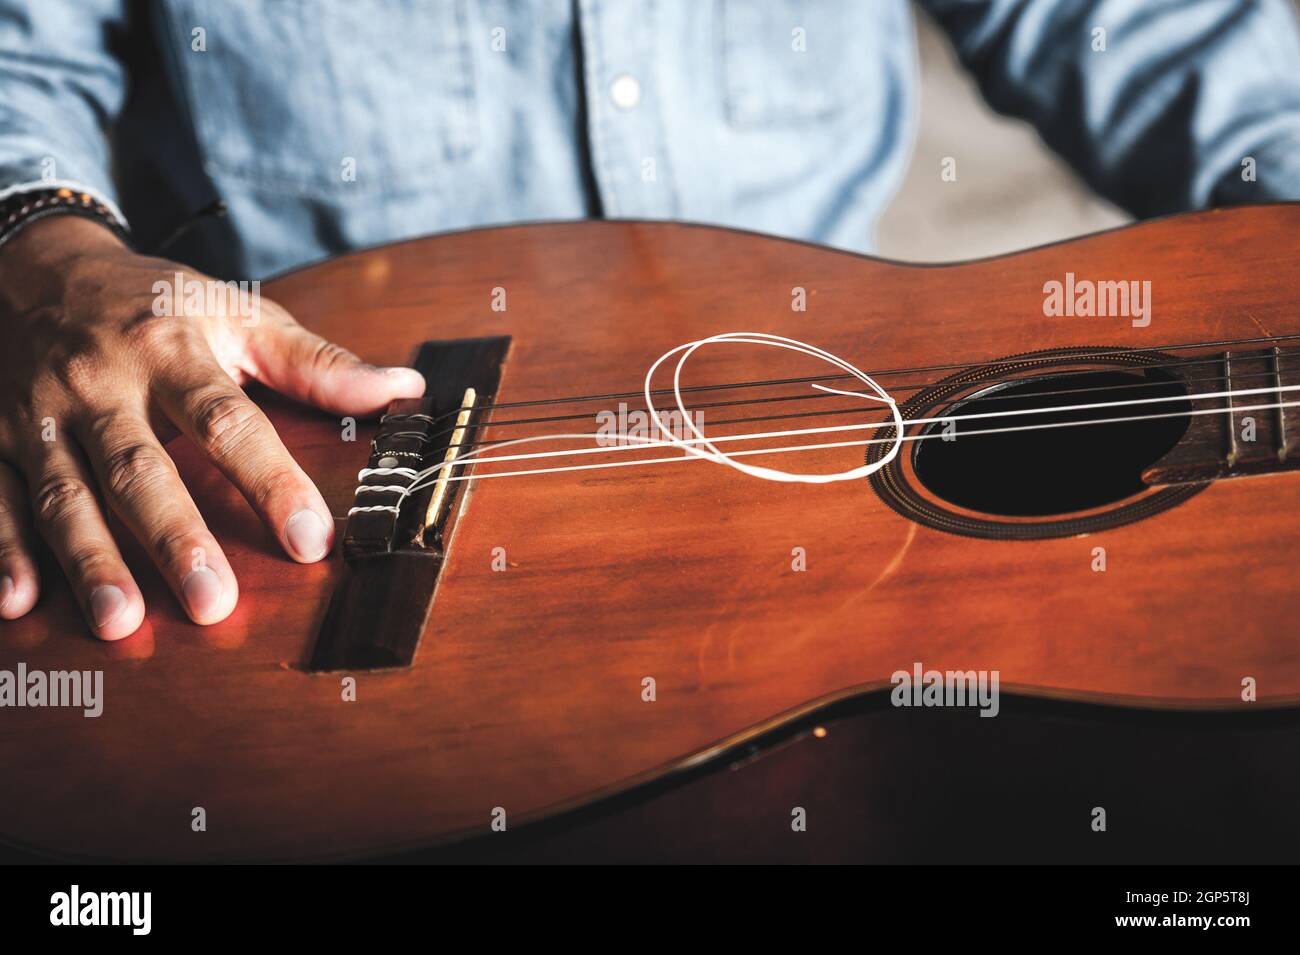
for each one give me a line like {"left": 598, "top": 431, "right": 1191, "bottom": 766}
{"left": 916, "top": 0, "right": 1300, "bottom": 217}
{"left": 0, "top": 0, "right": 132, "bottom": 226}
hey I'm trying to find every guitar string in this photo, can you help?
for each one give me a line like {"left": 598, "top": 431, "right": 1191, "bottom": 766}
{"left": 407, "top": 341, "right": 1288, "bottom": 448}
{"left": 346, "top": 397, "right": 1300, "bottom": 515}
{"left": 397, "top": 330, "right": 1300, "bottom": 426}
{"left": 409, "top": 379, "right": 1300, "bottom": 474}
{"left": 348, "top": 333, "right": 1300, "bottom": 516}
{"left": 421, "top": 364, "right": 1278, "bottom": 454}
{"left": 358, "top": 330, "right": 905, "bottom": 511}
{"left": 442, "top": 398, "right": 1300, "bottom": 482}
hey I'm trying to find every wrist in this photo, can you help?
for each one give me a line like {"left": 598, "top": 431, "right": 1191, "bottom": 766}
{"left": 0, "top": 214, "right": 130, "bottom": 281}
{"left": 0, "top": 215, "right": 137, "bottom": 320}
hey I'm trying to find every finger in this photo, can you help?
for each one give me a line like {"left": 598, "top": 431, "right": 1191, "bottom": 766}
{"left": 156, "top": 362, "right": 335, "bottom": 563}
{"left": 22, "top": 438, "right": 144, "bottom": 640}
{"left": 0, "top": 461, "right": 40, "bottom": 619}
{"left": 77, "top": 412, "right": 238, "bottom": 625}
{"left": 246, "top": 308, "right": 425, "bottom": 415}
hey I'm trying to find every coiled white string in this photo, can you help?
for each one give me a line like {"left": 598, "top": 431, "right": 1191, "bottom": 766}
{"left": 348, "top": 333, "right": 904, "bottom": 514}
{"left": 643, "top": 333, "right": 903, "bottom": 484}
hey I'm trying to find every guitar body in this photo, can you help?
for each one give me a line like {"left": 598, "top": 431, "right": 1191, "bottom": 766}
{"left": 3, "top": 206, "right": 1299, "bottom": 861}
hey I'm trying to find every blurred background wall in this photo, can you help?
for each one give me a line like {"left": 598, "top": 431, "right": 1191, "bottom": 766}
{"left": 876, "top": 2, "right": 1300, "bottom": 262}
{"left": 876, "top": 7, "right": 1126, "bottom": 262}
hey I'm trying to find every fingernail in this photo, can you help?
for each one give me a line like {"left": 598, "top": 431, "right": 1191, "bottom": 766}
{"left": 181, "top": 566, "right": 223, "bottom": 620}
{"left": 90, "top": 585, "right": 128, "bottom": 629}
{"left": 384, "top": 367, "right": 426, "bottom": 392}
{"left": 0, "top": 575, "right": 13, "bottom": 614}
{"left": 285, "top": 510, "right": 331, "bottom": 562}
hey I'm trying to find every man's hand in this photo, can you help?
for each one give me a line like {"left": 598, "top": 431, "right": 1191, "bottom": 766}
{"left": 0, "top": 216, "right": 425, "bottom": 639}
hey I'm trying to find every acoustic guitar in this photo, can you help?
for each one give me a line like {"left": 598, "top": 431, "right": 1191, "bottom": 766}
{"left": 3, "top": 205, "right": 1299, "bottom": 862}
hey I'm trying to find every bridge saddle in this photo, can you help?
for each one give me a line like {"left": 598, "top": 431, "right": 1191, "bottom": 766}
{"left": 309, "top": 336, "right": 511, "bottom": 672}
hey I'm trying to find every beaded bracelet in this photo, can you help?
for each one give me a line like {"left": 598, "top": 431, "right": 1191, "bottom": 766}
{"left": 0, "top": 186, "right": 132, "bottom": 254}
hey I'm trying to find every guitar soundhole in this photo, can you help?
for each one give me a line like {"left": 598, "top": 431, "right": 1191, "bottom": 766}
{"left": 913, "top": 370, "right": 1191, "bottom": 516}
{"left": 866, "top": 347, "right": 1209, "bottom": 540}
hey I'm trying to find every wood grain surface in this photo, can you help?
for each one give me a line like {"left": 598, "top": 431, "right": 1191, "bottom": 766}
{"left": 2, "top": 206, "right": 1298, "bottom": 861}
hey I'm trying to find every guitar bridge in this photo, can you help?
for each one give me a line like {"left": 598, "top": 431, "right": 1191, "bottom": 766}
{"left": 308, "top": 336, "right": 511, "bottom": 672}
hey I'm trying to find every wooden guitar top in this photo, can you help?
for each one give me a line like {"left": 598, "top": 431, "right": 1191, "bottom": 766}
{"left": 2, "top": 206, "right": 1298, "bottom": 860}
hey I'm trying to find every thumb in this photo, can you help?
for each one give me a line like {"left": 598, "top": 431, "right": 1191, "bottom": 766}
{"left": 246, "top": 310, "right": 426, "bottom": 415}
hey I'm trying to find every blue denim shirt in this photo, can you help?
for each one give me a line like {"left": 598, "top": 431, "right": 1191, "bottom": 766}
{"left": 1, "top": 1, "right": 1298, "bottom": 280}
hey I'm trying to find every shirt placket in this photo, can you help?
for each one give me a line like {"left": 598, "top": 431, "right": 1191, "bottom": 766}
{"left": 575, "top": 0, "right": 677, "bottom": 218}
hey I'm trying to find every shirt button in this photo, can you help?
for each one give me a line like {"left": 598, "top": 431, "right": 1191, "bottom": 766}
{"left": 609, "top": 73, "right": 642, "bottom": 110}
